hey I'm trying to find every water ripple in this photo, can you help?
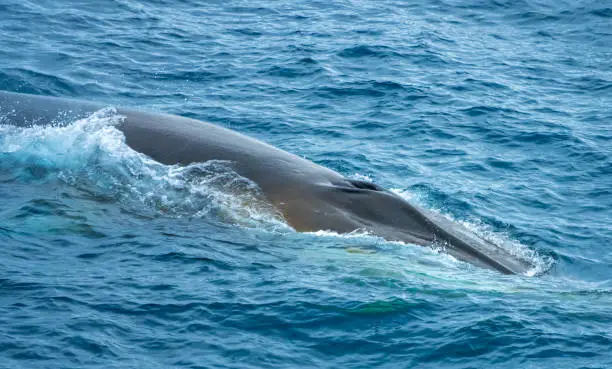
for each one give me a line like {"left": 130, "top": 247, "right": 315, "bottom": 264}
{"left": 1, "top": 0, "right": 611, "bottom": 367}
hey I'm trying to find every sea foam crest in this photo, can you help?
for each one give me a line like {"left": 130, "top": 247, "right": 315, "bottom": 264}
{"left": 0, "top": 108, "right": 287, "bottom": 230}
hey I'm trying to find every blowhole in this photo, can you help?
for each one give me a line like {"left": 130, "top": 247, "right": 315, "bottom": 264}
{"left": 347, "top": 179, "right": 384, "bottom": 192}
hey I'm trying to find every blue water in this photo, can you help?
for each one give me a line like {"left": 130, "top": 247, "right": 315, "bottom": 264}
{"left": 0, "top": 0, "right": 611, "bottom": 367}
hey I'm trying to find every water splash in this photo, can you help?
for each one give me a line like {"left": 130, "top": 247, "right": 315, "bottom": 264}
{"left": 0, "top": 109, "right": 288, "bottom": 230}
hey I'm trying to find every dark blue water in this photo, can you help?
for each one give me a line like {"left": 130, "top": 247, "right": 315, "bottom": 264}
{"left": 1, "top": 0, "right": 611, "bottom": 368}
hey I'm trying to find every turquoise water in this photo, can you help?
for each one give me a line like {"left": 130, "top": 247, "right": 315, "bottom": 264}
{"left": 1, "top": 0, "right": 611, "bottom": 368}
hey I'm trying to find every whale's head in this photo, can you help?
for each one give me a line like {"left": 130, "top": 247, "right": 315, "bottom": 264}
{"left": 276, "top": 178, "right": 535, "bottom": 275}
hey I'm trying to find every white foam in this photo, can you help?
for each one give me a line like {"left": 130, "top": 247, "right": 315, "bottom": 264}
{"left": 0, "top": 109, "right": 288, "bottom": 230}
{"left": 350, "top": 172, "right": 374, "bottom": 182}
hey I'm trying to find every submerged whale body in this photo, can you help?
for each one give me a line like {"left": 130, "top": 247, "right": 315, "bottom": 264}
{"left": 0, "top": 90, "right": 534, "bottom": 274}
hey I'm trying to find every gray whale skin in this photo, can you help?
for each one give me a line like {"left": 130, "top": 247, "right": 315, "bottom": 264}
{"left": 0, "top": 90, "right": 534, "bottom": 275}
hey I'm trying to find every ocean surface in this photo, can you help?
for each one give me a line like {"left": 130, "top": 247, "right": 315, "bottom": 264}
{"left": 0, "top": 0, "right": 611, "bottom": 368}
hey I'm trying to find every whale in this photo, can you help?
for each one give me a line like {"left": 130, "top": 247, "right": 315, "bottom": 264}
{"left": 0, "top": 90, "right": 534, "bottom": 274}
